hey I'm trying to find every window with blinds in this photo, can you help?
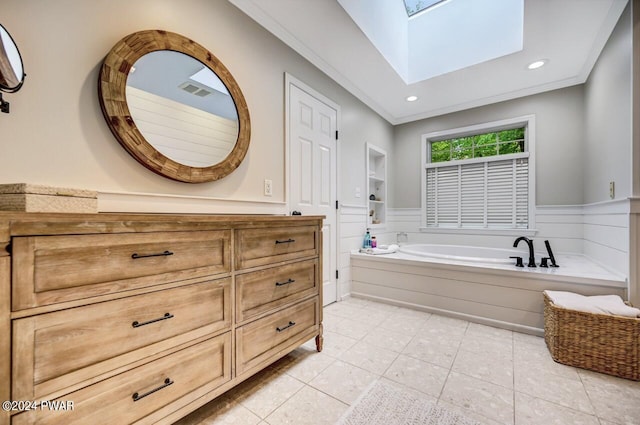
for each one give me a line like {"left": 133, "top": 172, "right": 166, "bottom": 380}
{"left": 424, "top": 124, "right": 530, "bottom": 230}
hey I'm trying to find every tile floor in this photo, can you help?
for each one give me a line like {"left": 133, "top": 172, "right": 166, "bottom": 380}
{"left": 174, "top": 297, "right": 640, "bottom": 425}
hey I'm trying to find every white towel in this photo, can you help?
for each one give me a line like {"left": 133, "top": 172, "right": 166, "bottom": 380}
{"left": 360, "top": 244, "right": 399, "bottom": 255}
{"left": 544, "top": 290, "right": 640, "bottom": 318}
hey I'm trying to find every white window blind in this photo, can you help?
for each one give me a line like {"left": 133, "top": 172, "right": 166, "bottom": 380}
{"left": 425, "top": 154, "right": 528, "bottom": 229}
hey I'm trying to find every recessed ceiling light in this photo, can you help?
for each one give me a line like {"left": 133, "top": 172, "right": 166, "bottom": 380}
{"left": 406, "top": 95, "right": 418, "bottom": 102}
{"left": 527, "top": 60, "right": 547, "bottom": 70}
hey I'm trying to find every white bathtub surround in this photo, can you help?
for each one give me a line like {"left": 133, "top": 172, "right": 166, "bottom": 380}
{"left": 342, "top": 199, "right": 633, "bottom": 301}
{"left": 350, "top": 249, "right": 626, "bottom": 334}
{"left": 340, "top": 204, "right": 396, "bottom": 299}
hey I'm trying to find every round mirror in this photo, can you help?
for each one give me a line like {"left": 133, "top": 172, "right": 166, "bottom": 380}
{"left": 98, "top": 30, "right": 250, "bottom": 183}
{"left": 0, "top": 23, "right": 25, "bottom": 92}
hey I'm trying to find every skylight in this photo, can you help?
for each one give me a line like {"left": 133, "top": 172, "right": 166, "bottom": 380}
{"left": 338, "top": 0, "right": 524, "bottom": 84}
{"left": 404, "top": 0, "right": 446, "bottom": 17}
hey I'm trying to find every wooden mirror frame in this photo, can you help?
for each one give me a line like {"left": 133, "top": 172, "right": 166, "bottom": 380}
{"left": 98, "top": 30, "right": 250, "bottom": 183}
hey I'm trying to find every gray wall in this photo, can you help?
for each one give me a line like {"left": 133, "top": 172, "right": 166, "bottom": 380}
{"left": 393, "top": 85, "right": 585, "bottom": 207}
{"left": 1, "top": 0, "right": 392, "bottom": 210}
{"left": 583, "top": 3, "right": 632, "bottom": 204}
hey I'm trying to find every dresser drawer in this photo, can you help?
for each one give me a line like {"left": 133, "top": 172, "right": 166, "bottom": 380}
{"left": 236, "top": 297, "right": 319, "bottom": 375}
{"left": 236, "top": 259, "right": 319, "bottom": 323}
{"left": 12, "top": 278, "right": 231, "bottom": 401}
{"left": 12, "top": 333, "right": 231, "bottom": 425}
{"left": 235, "top": 226, "right": 318, "bottom": 270}
{"left": 12, "top": 230, "right": 231, "bottom": 309}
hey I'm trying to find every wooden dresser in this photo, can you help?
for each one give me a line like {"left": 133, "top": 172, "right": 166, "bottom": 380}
{"left": 0, "top": 213, "right": 323, "bottom": 425}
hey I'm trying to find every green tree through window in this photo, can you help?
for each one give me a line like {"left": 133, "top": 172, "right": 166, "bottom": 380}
{"left": 430, "top": 127, "right": 525, "bottom": 163}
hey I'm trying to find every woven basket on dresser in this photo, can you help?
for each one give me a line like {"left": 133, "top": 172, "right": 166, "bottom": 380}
{"left": 543, "top": 292, "right": 640, "bottom": 381}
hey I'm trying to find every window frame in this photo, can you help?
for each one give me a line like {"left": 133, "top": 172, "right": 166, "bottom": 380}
{"left": 420, "top": 115, "right": 536, "bottom": 235}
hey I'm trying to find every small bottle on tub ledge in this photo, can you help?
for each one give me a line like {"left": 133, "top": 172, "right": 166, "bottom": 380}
{"left": 362, "top": 228, "right": 371, "bottom": 249}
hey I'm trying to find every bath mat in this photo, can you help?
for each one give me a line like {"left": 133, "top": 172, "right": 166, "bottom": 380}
{"left": 336, "top": 380, "right": 482, "bottom": 425}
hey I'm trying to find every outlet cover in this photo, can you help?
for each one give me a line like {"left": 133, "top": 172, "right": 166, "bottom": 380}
{"left": 264, "top": 179, "right": 273, "bottom": 196}
{"left": 609, "top": 181, "right": 615, "bottom": 199}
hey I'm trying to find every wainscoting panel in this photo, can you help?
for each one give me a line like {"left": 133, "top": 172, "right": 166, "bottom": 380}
{"left": 386, "top": 202, "right": 630, "bottom": 279}
{"left": 339, "top": 204, "right": 367, "bottom": 298}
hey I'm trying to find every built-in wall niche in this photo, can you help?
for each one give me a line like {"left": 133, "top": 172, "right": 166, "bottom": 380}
{"left": 366, "top": 143, "right": 387, "bottom": 228}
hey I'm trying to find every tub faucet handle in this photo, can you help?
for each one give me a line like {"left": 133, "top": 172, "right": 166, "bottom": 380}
{"left": 540, "top": 257, "right": 550, "bottom": 268}
{"left": 509, "top": 256, "right": 524, "bottom": 267}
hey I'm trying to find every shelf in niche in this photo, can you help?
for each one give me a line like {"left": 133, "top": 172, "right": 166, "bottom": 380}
{"left": 366, "top": 143, "right": 387, "bottom": 228}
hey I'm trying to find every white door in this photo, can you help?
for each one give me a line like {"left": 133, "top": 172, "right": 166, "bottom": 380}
{"left": 288, "top": 81, "right": 338, "bottom": 306}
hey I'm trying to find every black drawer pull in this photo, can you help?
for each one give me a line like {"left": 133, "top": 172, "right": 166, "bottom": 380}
{"left": 276, "top": 321, "right": 296, "bottom": 332}
{"left": 275, "top": 239, "right": 295, "bottom": 244}
{"left": 131, "top": 250, "right": 174, "bottom": 259}
{"left": 132, "top": 378, "right": 173, "bottom": 402}
{"left": 132, "top": 313, "right": 174, "bottom": 328}
{"left": 275, "top": 278, "right": 295, "bottom": 287}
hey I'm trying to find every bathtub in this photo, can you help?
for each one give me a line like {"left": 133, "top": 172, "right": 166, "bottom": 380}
{"left": 399, "top": 244, "right": 526, "bottom": 264}
{"left": 350, "top": 244, "right": 627, "bottom": 335}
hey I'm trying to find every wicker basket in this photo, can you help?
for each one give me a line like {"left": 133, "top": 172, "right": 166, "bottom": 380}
{"left": 543, "top": 292, "right": 640, "bottom": 380}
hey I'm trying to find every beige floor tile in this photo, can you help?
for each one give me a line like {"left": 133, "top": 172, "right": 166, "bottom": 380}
{"left": 264, "top": 385, "right": 348, "bottom": 425}
{"left": 383, "top": 354, "right": 449, "bottom": 398}
{"left": 341, "top": 340, "right": 399, "bottom": 375}
{"left": 513, "top": 341, "right": 580, "bottom": 381}
{"left": 308, "top": 360, "right": 378, "bottom": 404}
{"left": 466, "top": 322, "right": 514, "bottom": 341}
{"left": 378, "top": 313, "right": 428, "bottom": 336}
{"left": 391, "top": 307, "right": 432, "bottom": 321}
{"left": 361, "top": 326, "right": 413, "bottom": 352}
{"left": 330, "top": 316, "right": 377, "bottom": 340}
{"left": 512, "top": 331, "right": 546, "bottom": 347}
{"left": 440, "top": 371, "right": 514, "bottom": 425}
{"left": 579, "top": 369, "right": 640, "bottom": 425}
{"left": 378, "top": 377, "right": 438, "bottom": 403}
{"left": 273, "top": 348, "right": 336, "bottom": 383}
{"left": 402, "top": 333, "right": 461, "bottom": 368}
{"left": 359, "top": 300, "right": 400, "bottom": 313}
{"left": 238, "top": 373, "right": 305, "bottom": 419}
{"left": 341, "top": 296, "right": 371, "bottom": 307}
{"left": 323, "top": 302, "right": 366, "bottom": 319}
{"left": 424, "top": 314, "right": 470, "bottom": 331}
{"left": 452, "top": 348, "right": 514, "bottom": 389}
{"left": 514, "top": 366, "right": 594, "bottom": 414}
{"left": 347, "top": 307, "right": 392, "bottom": 326}
{"left": 306, "top": 330, "right": 357, "bottom": 358}
{"left": 181, "top": 302, "right": 640, "bottom": 425}
{"left": 514, "top": 392, "right": 600, "bottom": 425}
{"left": 459, "top": 333, "right": 513, "bottom": 361}
{"left": 226, "top": 367, "right": 275, "bottom": 400}
{"left": 319, "top": 312, "right": 344, "bottom": 334}
{"left": 173, "top": 394, "right": 262, "bottom": 425}
{"left": 437, "top": 400, "right": 505, "bottom": 425}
